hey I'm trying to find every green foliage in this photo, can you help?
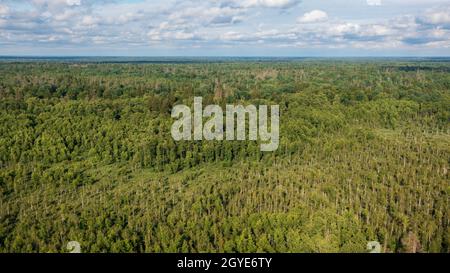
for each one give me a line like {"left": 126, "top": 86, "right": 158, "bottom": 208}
{"left": 0, "top": 60, "right": 448, "bottom": 253}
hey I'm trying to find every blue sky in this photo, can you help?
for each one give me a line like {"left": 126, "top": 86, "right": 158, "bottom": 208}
{"left": 0, "top": 0, "right": 449, "bottom": 56}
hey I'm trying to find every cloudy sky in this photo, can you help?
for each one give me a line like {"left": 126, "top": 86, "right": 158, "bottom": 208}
{"left": 0, "top": 0, "right": 449, "bottom": 56}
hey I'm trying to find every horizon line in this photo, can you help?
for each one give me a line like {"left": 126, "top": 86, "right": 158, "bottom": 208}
{"left": 1, "top": 55, "right": 450, "bottom": 58}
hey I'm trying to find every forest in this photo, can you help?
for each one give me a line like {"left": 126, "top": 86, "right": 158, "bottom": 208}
{"left": 0, "top": 58, "right": 448, "bottom": 253}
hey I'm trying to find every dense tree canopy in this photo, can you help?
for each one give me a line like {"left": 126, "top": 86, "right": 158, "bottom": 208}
{"left": 0, "top": 59, "right": 448, "bottom": 253}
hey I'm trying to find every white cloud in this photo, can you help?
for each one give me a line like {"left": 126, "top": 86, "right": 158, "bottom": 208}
{"left": 32, "top": 0, "right": 81, "bottom": 9}
{"left": 80, "top": 15, "right": 98, "bottom": 27}
{"left": 367, "top": 0, "right": 382, "bottom": 6}
{"left": 365, "top": 24, "right": 392, "bottom": 36}
{"left": 385, "top": 0, "right": 448, "bottom": 5}
{"left": 297, "top": 10, "right": 328, "bottom": 23}
{"left": 168, "top": 5, "right": 243, "bottom": 24}
{"left": 66, "top": 0, "right": 81, "bottom": 6}
{"left": 421, "top": 7, "right": 450, "bottom": 25}
{"left": 0, "top": 0, "right": 449, "bottom": 54}
{"left": 242, "top": 0, "right": 300, "bottom": 9}
{"left": 328, "top": 23, "right": 360, "bottom": 35}
{"left": 0, "top": 4, "right": 10, "bottom": 16}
